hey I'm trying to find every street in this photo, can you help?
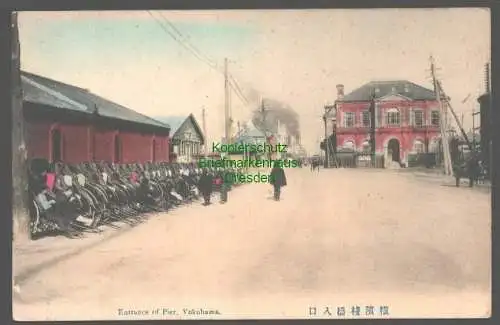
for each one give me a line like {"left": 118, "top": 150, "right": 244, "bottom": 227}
{"left": 13, "top": 168, "right": 491, "bottom": 320}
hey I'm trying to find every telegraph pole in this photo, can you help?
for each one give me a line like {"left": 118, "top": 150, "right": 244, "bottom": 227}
{"left": 369, "top": 89, "right": 376, "bottom": 167}
{"left": 261, "top": 97, "right": 271, "bottom": 160}
{"left": 438, "top": 81, "right": 473, "bottom": 151}
{"left": 472, "top": 109, "right": 481, "bottom": 152}
{"left": 261, "top": 97, "right": 267, "bottom": 135}
{"left": 323, "top": 114, "right": 328, "bottom": 168}
{"left": 11, "top": 12, "right": 30, "bottom": 242}
{"left": 202, "top": 106, "right": 207, "bottom": 156}
{"left": 472, "top": 110, "right": 475, "bottom": 152}
{"left": 430, "top": 56, "right": 453, "bottom": 176}
{"left": 224, "top": 58, "right": 230, "bottom": 144}
{"left": 323, "top": 104, "right": 337, "bottom": 168}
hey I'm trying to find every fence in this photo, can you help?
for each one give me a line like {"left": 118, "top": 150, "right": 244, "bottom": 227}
{"left": 331, "top": 152, "right": 385, "bottom": 168}
{"left": 407, "top": 153, "right": 437, "bottom": 168}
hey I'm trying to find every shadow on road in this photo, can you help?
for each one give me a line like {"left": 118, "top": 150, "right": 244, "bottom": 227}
{"left": 13, "top": 219, "right": 144, "bottom": 290}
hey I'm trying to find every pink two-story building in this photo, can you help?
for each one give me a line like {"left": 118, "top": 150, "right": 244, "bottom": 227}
{"left": 334, "top": 81, "right": 442, "bottom": 167}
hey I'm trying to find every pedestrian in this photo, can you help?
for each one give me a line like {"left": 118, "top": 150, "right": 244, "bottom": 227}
{"left": 198, "top": 168, "right": 213, "bottom": 205}
{"left": 310, "top": 158, "right": 320, "bottom": 172}
{"left": 219, "top": 168, "right": 234, "bottom": 204}
{"left": 213, "top": 169, "right": 227, "bottom": 204}
{"left": 466, "top": 152, "right": 481, "bottom": 187}
{"left": 269, "top": 161, "right": 287, "bottom": 201}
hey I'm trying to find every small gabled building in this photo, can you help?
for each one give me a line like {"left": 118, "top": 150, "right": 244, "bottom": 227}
{"left": 155, "top": 114, "right": 205, "bottom": 162}
{"left": 22, "top": 71, "right": 171, "bottom": 164}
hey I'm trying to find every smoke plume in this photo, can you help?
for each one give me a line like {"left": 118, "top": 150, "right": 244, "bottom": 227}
{"left": 243, "top": 87, "right": 301, "bottom": 139}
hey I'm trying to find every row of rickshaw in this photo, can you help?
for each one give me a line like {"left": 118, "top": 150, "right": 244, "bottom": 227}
{"left": 28, "top": 158, "right": 239, "bottom": 239}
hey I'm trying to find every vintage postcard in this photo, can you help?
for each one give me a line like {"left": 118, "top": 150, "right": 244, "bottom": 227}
{"left": 12, "top": 8, "right": 491, "bottom": 320}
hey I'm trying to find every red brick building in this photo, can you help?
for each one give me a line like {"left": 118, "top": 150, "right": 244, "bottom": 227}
{"left": 334, "top": 81, "right": 441, "bottom": 166}
{"left": 22, "top": 71, "right": 171, "bottom": 164}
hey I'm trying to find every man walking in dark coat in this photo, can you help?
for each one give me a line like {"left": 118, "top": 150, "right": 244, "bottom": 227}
{"left": 269, "top": 161, "right": 287, "bottom": 201}
{"left": 466, "top": 153, "right": 481, "bottom": 187}
{"left": 198, "top": 168, "right": 213, "bottom": 205}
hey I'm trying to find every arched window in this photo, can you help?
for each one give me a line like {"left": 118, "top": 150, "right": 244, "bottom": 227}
{"left": 429, "top": 138, "right": 439, "bottom": 153}
{"left": 413, "top": 139, "right": 425, "bottom": 153}
{"left": 51, "top": 128, "right": 63, "bottom": 162}
{"left": 361, "top": 140, "right": 371, "bottom": 153}
{"left": 386, "top": 108, "right": 401, "bottom": 126}
{"left": 114, "top": 134, "right": 121, "bottom": 163}
{"left": 343, "top": 140, "right": 356, "bottom": 151}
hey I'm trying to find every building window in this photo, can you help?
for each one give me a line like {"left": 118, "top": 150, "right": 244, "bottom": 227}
{"left": 431, "top": 111, "right": 440, "bottom": 126}
{"left": 362, "top": 140, "right": 371, "bottom": 152}
{"left": 413, "top": 110, "right": 424, "bottom": 127}
{"left": 429, "top": 138, "right": 439, "bottom": 153}
{"left": 344, "top": 112, "right": 355, "bottom": 128}
{"left": 362, "top": 111, "right": 370, "bottom": 127}
{"left": 413, "top": 139, "right": 425, "bottom": 153}
{"left": 386, "top": 108, "right": 400, "bottom": 126}
{"left": 343, "top": 140, "right": 356, "bottom": 151}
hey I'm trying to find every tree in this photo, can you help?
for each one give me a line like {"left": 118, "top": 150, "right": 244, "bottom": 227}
{"left": 11, "top": 12, "right": 30, "bottom": 242}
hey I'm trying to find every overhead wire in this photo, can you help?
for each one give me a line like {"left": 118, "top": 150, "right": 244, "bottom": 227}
{"left": 150, "top": 11, "right": 252, "bottom": 104}
{"left": 156, "top": 11, "right": 222, "bottom": 72}
{"left": 148, "top": 9, "right": 254, "bottom": 131}
{"left": 228, "top": 75, "right": 249, "bottom": 105}
{"left": 147, "top": 11, "right": 219, "bottom": 72}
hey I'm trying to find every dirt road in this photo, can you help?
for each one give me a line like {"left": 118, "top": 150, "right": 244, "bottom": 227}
{"left": 13, "top": 168, "right": 491, "bottom": 320}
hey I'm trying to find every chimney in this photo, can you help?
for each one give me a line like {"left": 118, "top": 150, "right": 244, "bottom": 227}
{"left": 336, "top": 84, "right": 344, "bottom": 100}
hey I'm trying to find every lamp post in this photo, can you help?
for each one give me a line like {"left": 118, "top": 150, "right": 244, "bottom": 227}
{"left": 323, "top": 114, "right": 328, "bottom": 168}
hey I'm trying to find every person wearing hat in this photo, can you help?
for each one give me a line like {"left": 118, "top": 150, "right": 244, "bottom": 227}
{"left": 198, "top": 168, "right": 213, "bottom": 205}
{"left": 269, "top": 160, "right": 287, "bottom": 201}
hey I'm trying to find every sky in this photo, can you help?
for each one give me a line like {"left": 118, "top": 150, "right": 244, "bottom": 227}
{"left": 19, "top": 9, "right": 490, "bottom": 154}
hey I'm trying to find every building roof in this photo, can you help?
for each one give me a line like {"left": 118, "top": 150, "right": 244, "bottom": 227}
{"left": 21, "top": 71, "right": 170, "bottom": 130}
{"left": 21, "top": 74, "right": 90, "bottom": 113}
{"left": 340, "top": 80, "right": 437, "bottom": 102}
{"left": 154, "top": 114, "right": 205, "bottom": 143}
{"left": 246, "top": 128, "right": 266, "bottom": 138}
{"left": 154, "top": 116, "right": 186, "bottom": 135}
{"left": 234, "top": 126, "right": 267, "bottom": 144}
